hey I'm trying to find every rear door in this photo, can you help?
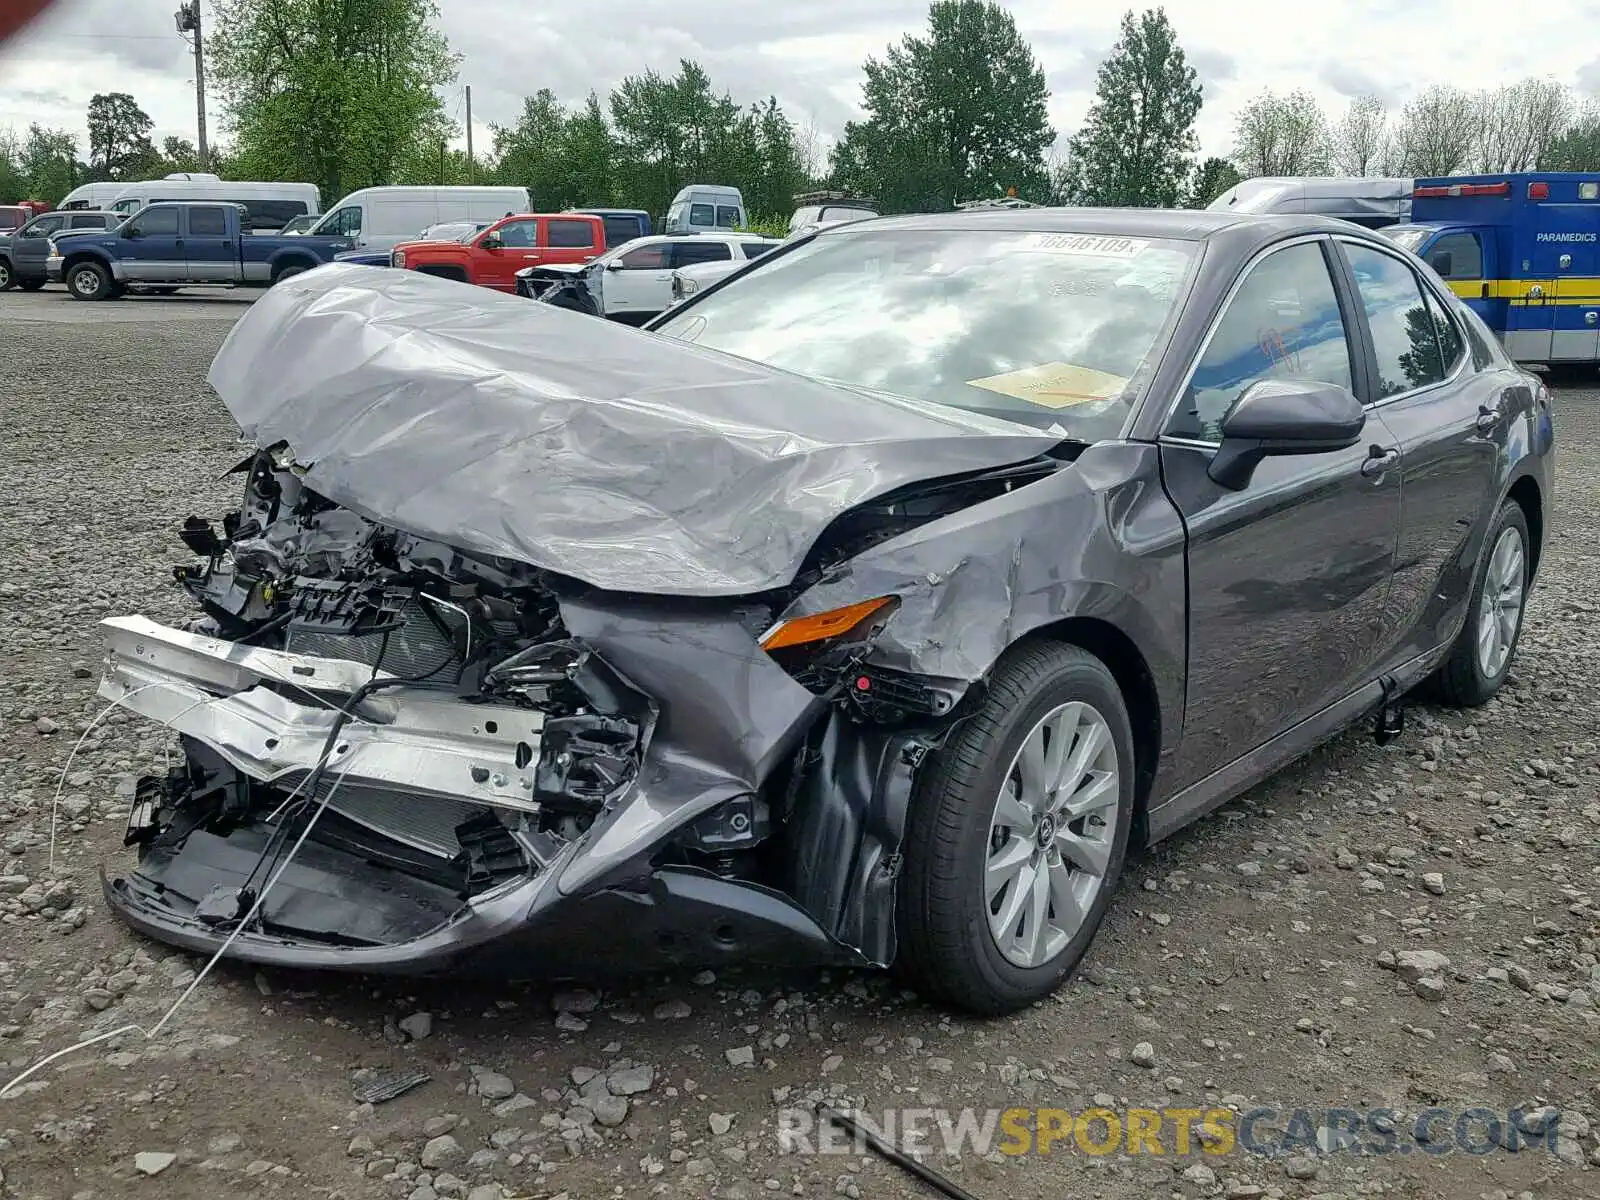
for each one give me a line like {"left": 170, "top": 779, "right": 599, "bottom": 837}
{"left": 541, "top": 216, "right": 601, "bottom": 266}
{"left": 118, "top": 205, "right": 184, "bottom": 281}
{"left": 1156, "top": 236, "right": 1403, "bottom": 792}
{"left": 182, "top": 205, "right": 240, "bottom": 282}
{"left": 1547, "top": 198, "right": 1600, "bottom": 361}
{"left": 1334, "top": 235, "right": 1504, "bottom": 669}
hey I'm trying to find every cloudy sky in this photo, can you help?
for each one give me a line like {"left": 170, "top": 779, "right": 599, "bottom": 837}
{"left": 3, "top": 0, "right": 1598, "bottom": 174}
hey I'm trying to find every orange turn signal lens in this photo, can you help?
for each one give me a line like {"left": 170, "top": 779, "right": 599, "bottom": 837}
{"left": 759, "top": 596, "right": 896, "bottom": 651}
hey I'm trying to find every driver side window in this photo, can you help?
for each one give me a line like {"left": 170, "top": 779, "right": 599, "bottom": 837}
{"left": 326, "top": 206, "right": 361, "bottom": 237}
{"left": 1171, "top": 241, "right": 1354, "bottom": 443}
{"left": 127, "top": 207, "right": 180, "bottom": 238}
{"left": 618, "top": 244, "right": 668, "bottom": 269}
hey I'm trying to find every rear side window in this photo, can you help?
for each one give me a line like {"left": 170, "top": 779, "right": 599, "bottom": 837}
{"left": 715, "top": 205, "right": 740, "bottom": 228}
{"left": 547, "top": 219, "right": 595, "bottom": 248}
{"left": 128, "top": 207, "right": 180, "bottom": 236}
{"left": 242, "top": 199, "right": 310, "bottom": 232}
{"left": 1344, "top": 243, "right": 1453, "bottom": 397}
{"left": 689, "top": 203, "right": 714, "bottom": 226}
{"left": 1175, "top": 241, "right": 1353, "bottom": 442}
{"left": 188, "top": 206, "right": 229, "bottom": 236}
{"left": 67, "top": 214, "right": 111, "bottom": 229}
{"left": 674, "top": 242, "right": 733, "bottom": 267}
{"left": 740, "top": 242, "right": 774, "bottom": 258}
{"left": 1422, "top": 289, "right": 1465, "bottom": 373}
{"left": 601, "top": 215, "right": 640, "bottom": 246}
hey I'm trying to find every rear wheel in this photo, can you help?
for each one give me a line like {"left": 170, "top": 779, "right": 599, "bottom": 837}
{"left": 897, "top": 641, "right": 1134, "bottom": 1014}
{"left": 271, "top": 263, "right": 309, "bottom": 284}
{"left": 66, "top": 261, "right": 111, "bottom": 301}
{"left": 1432, "top": 499, "right": 1530, "bottom": 707}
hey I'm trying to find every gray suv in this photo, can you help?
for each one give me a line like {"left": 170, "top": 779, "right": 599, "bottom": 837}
{"left": 0, "top": 210, "right": 122, "bottom": 291}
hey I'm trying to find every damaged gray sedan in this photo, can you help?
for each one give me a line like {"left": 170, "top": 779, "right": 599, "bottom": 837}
{"left": 100, "top": 209, "right": 1555, "bottom": 1014}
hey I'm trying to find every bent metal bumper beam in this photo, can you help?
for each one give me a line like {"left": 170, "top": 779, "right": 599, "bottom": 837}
{"left": 98, "top": 614, "right": 549, "bottom": 814}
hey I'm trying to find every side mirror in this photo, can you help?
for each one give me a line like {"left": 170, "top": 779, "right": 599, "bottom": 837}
{"left": 123, "top": 227, "right": 141, "bottom": 239}
{"left": 605, "top": 259, "right": 624, "bottom": 270}
{"left": 481, "top": 231, "right": 503, "bottom": 250}
{"left": 1428, "top": 251, "right": 1453, "bottom": 277}
{"left": 1207, "top": 378, "right": 1366, "bottom": 490}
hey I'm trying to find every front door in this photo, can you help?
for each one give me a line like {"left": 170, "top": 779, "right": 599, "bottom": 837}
{"left": 117, "top": 205, "right": 184, "bottom": 281}
{"left": 1158, "top": 237, "right": 1404, "bottom": 791}
{"left": 478, "top": 218, "right": 540, "bottom": 291}
{"left": 1336, "top": 237, "right": 1516, "bottom": 666}
{"left": 600, "top": 240, "right": 674, "bottom": 320}
{"left": 182, "top": 205, "right": 240, "bottom": 282}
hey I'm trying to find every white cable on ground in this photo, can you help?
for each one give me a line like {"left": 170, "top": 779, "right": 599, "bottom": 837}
{"left": 5, "top": 762, "right": 354, "bottom": 1098}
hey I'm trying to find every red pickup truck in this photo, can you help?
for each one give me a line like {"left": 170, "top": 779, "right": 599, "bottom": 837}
{"left": 390, "top": 213, "right": 606, "bottom": 291}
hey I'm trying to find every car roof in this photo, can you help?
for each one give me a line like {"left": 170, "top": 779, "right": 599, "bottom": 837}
{"left": 822, "top": 206, "right": 1360, "bottom": 244}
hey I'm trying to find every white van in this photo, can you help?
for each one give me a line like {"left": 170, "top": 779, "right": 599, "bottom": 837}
{"left": 108, "top": 180, "right": 322, "bottom": 232}
{"left": 1206, "top": 177, "right": 1414, "bottom": 229}
{"left": 663, "top": 185, "right": 746, "bottom": 234}
{"left": 307, "top": 186, "right": 532, "bottom": 254}
{"left": 57, "top": 182, "right": 130, "bottom": 211}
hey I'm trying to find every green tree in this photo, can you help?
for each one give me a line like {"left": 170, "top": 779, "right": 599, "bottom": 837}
{"left": 0, "top": 127, "right": 27, "bottom": 202}
{"left": 20, "top": 124, "right": 78, "bottom": 203}
{"left": 564, "top": 93, "right": 617, "bottom": 207}
{"left": 1542, "top": 102, "right": 1600, "bottom": 170}
{"left": 492, "top": 89, "right": 582, "bottom": 209}
{"left": 160, "top": 136, "right": 205, "bottom": 173}
{"left": 1063, "top": 8, "right": 1201, "bottom": 207}
{"left": 1187, "top": 155, "right": 1241, "bottom": 206}
{"left": 829, "top": 0, "right": 1053, "bottom": 211}
{"left": 208, "top": 0, "right": 459, "bottom": 201}
{"left": 610, "top": 60, "right": 743, "bottom": 219}
{"left": 86, "top": 92, "right": 157, "bottom": 179}
{"left": 1231, "top": 89, "right": 1330, "bottom": 177}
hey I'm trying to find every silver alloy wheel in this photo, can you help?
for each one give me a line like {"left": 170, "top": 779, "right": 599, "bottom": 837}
{"left": 1477, "top": 525, "right": 1526, "bottom": 679}
{"left": 71, "top": 267, "right": 101, "bottom": 298}
{"left": 984, "top": 700, "right": 1120, "bottom": 969}
{"left": 0, "top": 261, "right": 10, "bottom": 288}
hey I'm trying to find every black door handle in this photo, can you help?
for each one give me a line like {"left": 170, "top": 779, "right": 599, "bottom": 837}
{"left": 1360, "top": 447, "right": 1400, "bottom": 477}
{"left": 175, "top": 238, "right": 184, "bottom": 247}
{"left": 1476, "top": 406, "right": 1500, "bottom": 433}
{"left": 1480, "top": 282, "right": 1489, "bottom": 299}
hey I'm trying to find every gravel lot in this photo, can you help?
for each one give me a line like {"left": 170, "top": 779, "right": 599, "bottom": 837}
{"left": 1, "top": 287, "right": 1598, "bottom": 1200}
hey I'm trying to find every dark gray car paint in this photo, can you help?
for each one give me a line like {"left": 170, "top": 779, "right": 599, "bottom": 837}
{"left": 105, "top": 208, "right": 1555, "bottom": 977}
{"left": 0, "top": 210, "right": 120, "bottom": 283}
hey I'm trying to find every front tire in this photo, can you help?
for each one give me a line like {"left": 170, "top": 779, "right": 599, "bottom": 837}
{"left": 66, "top": 261, "right": 111, "bottom": 301}
{"left": 0, "top": 259, "right": 13, "bottom": 290}
{"left": 17, "top": 278, "right": 45, "bottom": 292}
{"left": 897, "top": 641, "right": 1135, "bottom": 1014}
{"left": 1433, "top": 499, "right": 1531, "bottom": 707}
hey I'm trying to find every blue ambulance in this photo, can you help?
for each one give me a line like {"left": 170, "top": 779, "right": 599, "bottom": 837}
{"left": 1381, "top": 173, "right": 1600, "bottom": 365}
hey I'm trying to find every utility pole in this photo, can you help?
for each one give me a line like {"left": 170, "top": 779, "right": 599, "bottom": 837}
{"left": 174, "top": 1, "right": 209, "bottom": 170}
{"left": 464, "top": 85, "right": 474, "bottom": 183}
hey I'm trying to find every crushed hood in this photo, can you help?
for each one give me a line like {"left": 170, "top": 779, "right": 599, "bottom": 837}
{"left": 206, "top": 264, "right": 1061, "bottom": 596}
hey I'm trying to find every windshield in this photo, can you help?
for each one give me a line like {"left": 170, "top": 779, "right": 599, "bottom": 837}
{"left": 1380, "top": 225, "right": 1431, "bottom": 253}
{"left": 652, "top": 227, "right": 1198, "bottom": 440}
